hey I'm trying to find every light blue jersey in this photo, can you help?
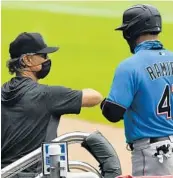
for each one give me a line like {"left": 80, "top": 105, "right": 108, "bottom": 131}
{"left": 108, "top": 41, "right": 173, "bottom": 143}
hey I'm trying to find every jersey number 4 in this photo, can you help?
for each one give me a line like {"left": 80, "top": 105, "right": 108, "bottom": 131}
{"left": 157, "top": 85, "right": 172, "bottom": 119}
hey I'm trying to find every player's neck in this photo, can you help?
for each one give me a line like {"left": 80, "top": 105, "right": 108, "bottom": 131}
{"left": 136, "top": 34, "right": 159, "bottom": 45}
{"left": 19, "top": 71, "right": 38, "bottom": 82}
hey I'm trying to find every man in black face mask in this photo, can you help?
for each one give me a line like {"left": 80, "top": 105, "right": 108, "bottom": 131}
{"left": 1, "top": 32, "right": 103, "bottom": 172}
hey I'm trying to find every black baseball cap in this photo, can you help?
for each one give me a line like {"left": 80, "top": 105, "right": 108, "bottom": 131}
{"left": 9, "top": 32, "right": 59, "bottom": 59}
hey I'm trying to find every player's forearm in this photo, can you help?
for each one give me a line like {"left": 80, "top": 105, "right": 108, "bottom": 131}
{"left": 101, "top": 99, "right": 126, "bottom": 122}
{"left": 81, "top": 89, "right": 103, "bottom": 107}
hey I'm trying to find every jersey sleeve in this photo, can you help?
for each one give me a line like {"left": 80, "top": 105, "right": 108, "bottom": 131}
{"left": 108, "top": 63, "right": 138, "bottom": 109}
{"left": 46, "top": 86, "right": 82, "bottom": 116}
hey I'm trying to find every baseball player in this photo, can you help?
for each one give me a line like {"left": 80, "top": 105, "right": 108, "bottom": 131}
{"left": 101, "top": 4, "right": 173, "bottom": 176}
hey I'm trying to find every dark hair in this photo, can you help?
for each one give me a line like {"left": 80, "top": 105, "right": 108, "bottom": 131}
{"left": 6, "top": 58, "right": 23, "bottom": 75}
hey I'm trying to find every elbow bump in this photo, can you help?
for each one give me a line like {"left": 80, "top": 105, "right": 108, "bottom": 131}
{"left": 89, "top": 92, "right": 103, "bottom": 106}
{"left": 96, "top": 93, "right": 103, "bottom": 103}
{"left": 101, "top": 100, "right": 126, "bottom": 123}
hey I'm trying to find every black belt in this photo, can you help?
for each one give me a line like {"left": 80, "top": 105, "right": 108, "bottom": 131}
{"left": 150, "top": 136, "right": 170, "bottom": 144}
{"left": 128, "top": 136, "right": 170, "bottom": 151}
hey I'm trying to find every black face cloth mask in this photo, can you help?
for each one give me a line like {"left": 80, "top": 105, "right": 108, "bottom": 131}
{"left": 16, "top": 58, "right": 51, "bottom": 79}
{"left": 36, "top": 60, "right": 51, "bottom": 79}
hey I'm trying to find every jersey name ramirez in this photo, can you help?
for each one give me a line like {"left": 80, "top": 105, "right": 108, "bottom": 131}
{"left": 146, "top": 62, "right": 173, "bottom": 80}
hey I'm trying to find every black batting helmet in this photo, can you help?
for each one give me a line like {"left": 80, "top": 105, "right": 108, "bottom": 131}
{"left": 115, "top": 4, "right": 162, "bottom": 53}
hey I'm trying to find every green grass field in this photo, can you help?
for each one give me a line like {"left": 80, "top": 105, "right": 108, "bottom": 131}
{"left": 1, "top": 1, "right": 173, "bottom": 127}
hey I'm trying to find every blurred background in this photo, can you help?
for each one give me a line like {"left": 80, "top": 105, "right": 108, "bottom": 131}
{"left": 1, "top": 1, "right": 173, "bottom": 127}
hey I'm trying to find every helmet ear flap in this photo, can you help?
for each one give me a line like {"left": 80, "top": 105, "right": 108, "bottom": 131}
{"left": 123, "top": 30, "right": 130, "bottom": 40}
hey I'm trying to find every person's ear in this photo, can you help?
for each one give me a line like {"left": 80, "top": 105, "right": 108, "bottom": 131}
{"left": 22, "top": 55, "right": 32, "bottom": 67}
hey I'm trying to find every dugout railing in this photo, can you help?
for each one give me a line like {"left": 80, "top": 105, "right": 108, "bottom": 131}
{"left": 1, "top": 132, "right": 102, "bottom": 178}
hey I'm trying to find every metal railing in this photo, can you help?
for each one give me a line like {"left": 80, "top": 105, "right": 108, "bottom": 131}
{"left": 35, "top": 161, "right": 102, "bottom": 178}
{"left": 1, "top": 132, "right": 90, "bottom": 178}
{"left": 69, "top": 161, "right": 101, "bottom": 177}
